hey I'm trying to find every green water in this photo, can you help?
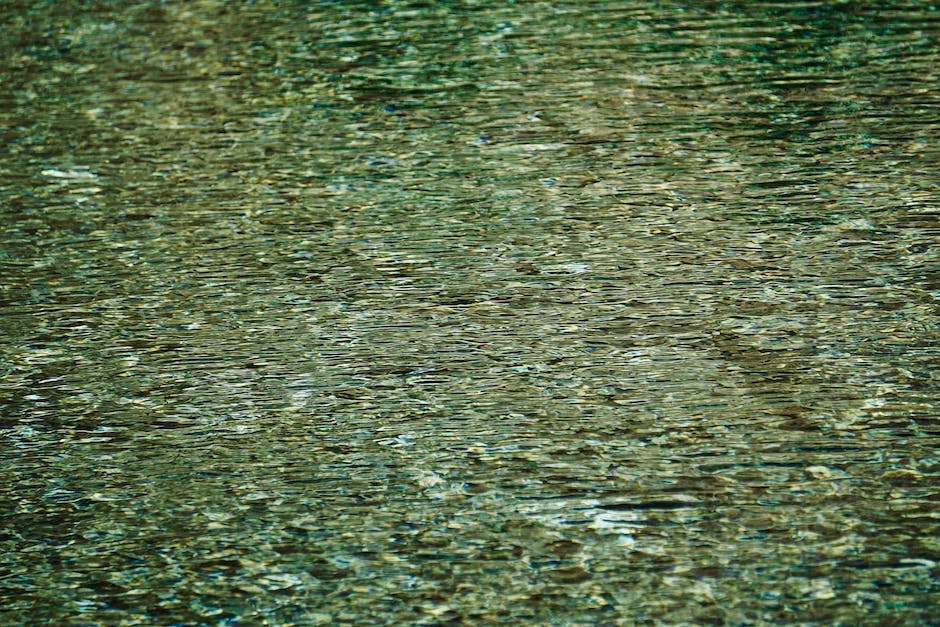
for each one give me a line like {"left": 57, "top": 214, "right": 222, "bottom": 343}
{"left": 1, "top": 1, "right": 938, "bottom": 624}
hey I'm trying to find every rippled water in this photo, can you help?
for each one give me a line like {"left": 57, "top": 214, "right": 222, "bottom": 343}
{"left": 1, "top": 1, "right": 938, "bottom": 624}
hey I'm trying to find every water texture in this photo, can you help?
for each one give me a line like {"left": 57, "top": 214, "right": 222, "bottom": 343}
{"left": 1, "top": 1, "right": 938, "bottom": 624}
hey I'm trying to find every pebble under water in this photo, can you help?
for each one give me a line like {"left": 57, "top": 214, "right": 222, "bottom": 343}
{"left": 1, "top": 1, "right": 938, "bottom": 624}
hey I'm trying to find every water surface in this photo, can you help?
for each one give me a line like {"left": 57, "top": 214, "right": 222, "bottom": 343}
{"left": 1, "top": 1, "right": 938, "bottom": 624}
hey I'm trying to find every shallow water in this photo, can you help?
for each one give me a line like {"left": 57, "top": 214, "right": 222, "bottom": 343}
{"left": 1, "top": 1, "right": 938, "bottom": 624}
